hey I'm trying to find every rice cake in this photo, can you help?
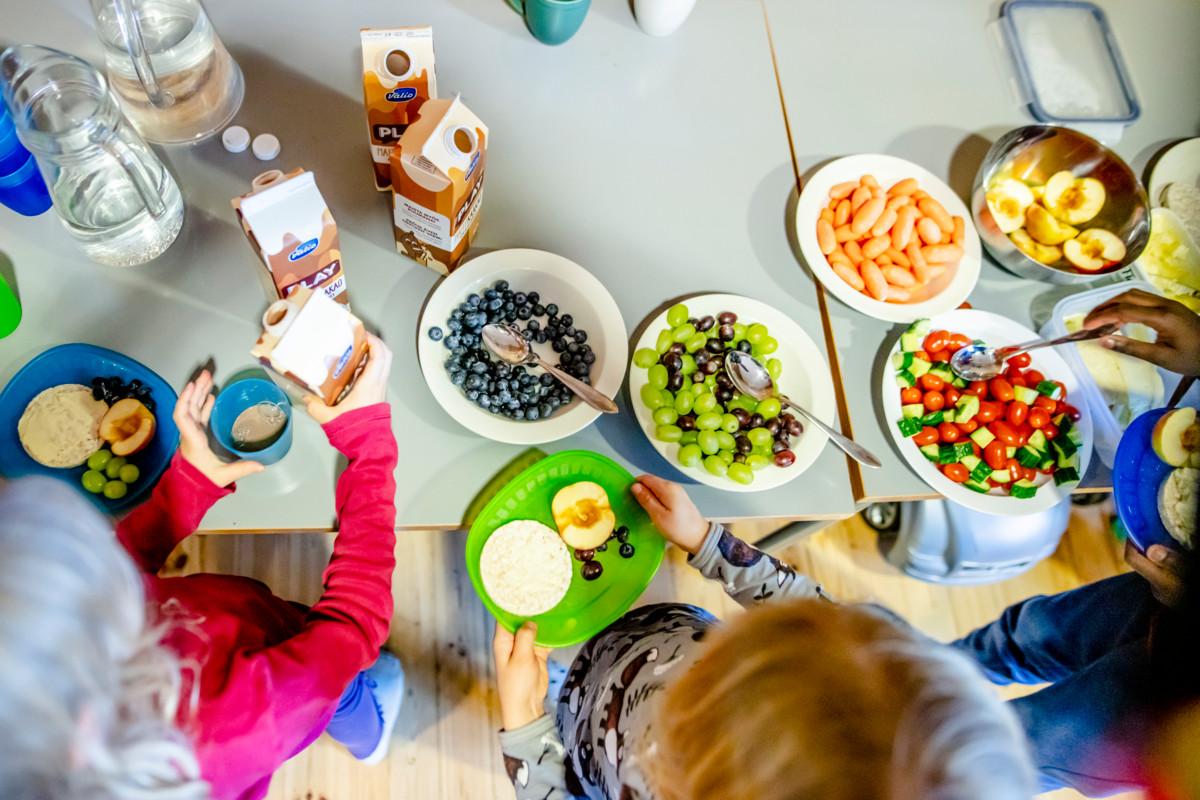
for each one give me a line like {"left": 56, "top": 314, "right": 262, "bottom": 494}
{"left": 480, "top": 519, "right": 572, "bottom": 617}
{"left": 17, "top": 384, "right": 109, "bottom": 468}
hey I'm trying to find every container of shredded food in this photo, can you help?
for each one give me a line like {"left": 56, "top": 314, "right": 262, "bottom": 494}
{"left": 1136, "top": 208, "right": 1200, "bottom": 313}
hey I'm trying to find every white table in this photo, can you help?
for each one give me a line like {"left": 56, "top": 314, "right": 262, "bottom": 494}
{"left": 765, "top": 0, "right": 1200, "bottom": 502}
{"left": 0, "top": 0, "right": 857, "bottom": 529}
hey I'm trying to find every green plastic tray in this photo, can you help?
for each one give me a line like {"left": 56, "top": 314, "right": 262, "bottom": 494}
{"left": 466, "top": 450, "right": 665, "bottom": 648}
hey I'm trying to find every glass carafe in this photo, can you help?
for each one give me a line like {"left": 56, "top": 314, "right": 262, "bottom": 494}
{"left": 90, "top": 0, "right": 244, "bottom": 144}
{"left": 0, "top": 46, "right": 184, "bottom": 267}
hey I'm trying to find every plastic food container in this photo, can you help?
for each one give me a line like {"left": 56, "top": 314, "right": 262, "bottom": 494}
{"left": 999, "top": 0, "right": 1140, "bottom": 126}
{"left": 1040, "top": 281, "right": 1199, "bottom": 467}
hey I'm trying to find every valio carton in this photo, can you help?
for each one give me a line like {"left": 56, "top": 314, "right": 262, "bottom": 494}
{"left": 361, "top": 27, "right": 437, "bottom": 192}
{"left": 390, "top": 95, "right": 487, "bottom": 275}
{"left": 251, "top": 287, "right": 368, "bottom": 406}
{"left": 231, "top": 169, "right": 349, "bottom": 305}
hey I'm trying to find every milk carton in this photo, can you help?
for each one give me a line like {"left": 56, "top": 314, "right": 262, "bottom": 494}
{"left": 250, "top": 287, "right": 368, "bottom": 405}
{"left": 361, "top": 27, "right": 437, "bottom": 192}
{"left": 231, "top": 169, "right": 349, "bottom": 305}
{"left": 390, "top": 95, "right": 487, "bottom": 275}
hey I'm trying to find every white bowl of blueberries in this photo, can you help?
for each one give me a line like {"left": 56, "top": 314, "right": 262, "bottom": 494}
{"left": 417, "top": 249, "right": 628, "bottom": 445}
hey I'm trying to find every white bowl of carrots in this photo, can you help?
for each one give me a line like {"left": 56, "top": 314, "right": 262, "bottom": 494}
{"left": 796, "top": 154, "right": 982, "bottom": 323}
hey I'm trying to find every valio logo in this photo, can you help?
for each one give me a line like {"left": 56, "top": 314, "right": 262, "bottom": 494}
{"left": 288, "top": 238, "right": 319, "bottom": 262}
{"left": 386, "top": 87, "right": 417, "bottom": 102}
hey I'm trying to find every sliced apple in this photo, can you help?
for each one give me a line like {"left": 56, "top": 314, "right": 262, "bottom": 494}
{"left": 1010, "top": 229, "right": 1062, "bottom": 265}
{"left": 1044, "top": 171, "right": 1106, "bottom": 226}
{"left": 551, "top": 481, "right": 616, "bottom": 550}
{"left": 985, "top": 178, "right": 1035, "bottom": 234}
{"left": 1025, "top": 204, "right": 1079, "bottom": 246}
{"left": 1063, "top": 228, "right": 1126, "bottom": 272}
{"left": 1189, "top": 450, "right": 1200, "bottom": 468}
{"left": 99, "top": 398, "right": 156, "bottom": 457}
{"left": 1152, "top": 408, "right": 1198, "bottom": 467}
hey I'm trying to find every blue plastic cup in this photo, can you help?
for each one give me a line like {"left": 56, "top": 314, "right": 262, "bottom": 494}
{"left": 0, "top": 105, "right": 27, "bottom": 175}
{"left": 0, "top": 152, "right": 52, "bottom": 217}
{"left": 210, "top": 378, "right": 293, "bottom": 466}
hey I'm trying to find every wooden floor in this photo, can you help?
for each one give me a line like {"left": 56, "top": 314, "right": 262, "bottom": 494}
{"left": 166, "top": 502, "right": 1141, "bottom": 800}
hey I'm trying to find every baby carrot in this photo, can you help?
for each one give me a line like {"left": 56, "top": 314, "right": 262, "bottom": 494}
{"left": 816, "top": 219, "right": 837, "bottom": 254}
{"left": 834, "top": 198, "right": 852, "bottom": 226}
{"left": 952, "top": 215, "right": 965, "bottom": 246}
{"left": 829, "top": 181, "right": 858, "bottom": 200}
{"left": 918, "top": 197, "right": 954, "bottom": 235}
{"left": 907, "top": 242, "right": 930, "bottom": 283}
{"left": 883, "top": 266, "right": 916, "bottom": 287}
{"left": 844, "top": 239, "right": 864, "bottom": 265}
{"left": 887, "top": 177, "right": 919, "bottom": 196}
{"left": 834, "top": 224, "right": 855, "bottom": 243}
{"left": 861, "top": 259, "right": 888, "bottom": 301}
{"left": 922, "top": 243, "right": 963, "bottom": 264}
{"left": 850, "top": 185, "right": 873, "bottom": 213}
{"left": 862, "top": 234, "right": 890, "bottom": 260}
{"left": 885, "top": 195, "right": 911, "bottom": 212}
{"left": 885, "top": 247, "right": 911, "bottom": 268}
{"left": 917, "top": 217, "right": 944, "bottom": 245}
{"left": 832, "top": 261, "right": 866, "bottom": 292}
{"left": 861, "top": 174, "right": 880, "bottom": 189}
{"left": 870, "top": 208, "right": 898, "bottom": 238}
{"left": 891, "top": 205, "right": 917, "bottom": 251}
{"left": 850, "top": 196, "right": 886, "bottom": 236}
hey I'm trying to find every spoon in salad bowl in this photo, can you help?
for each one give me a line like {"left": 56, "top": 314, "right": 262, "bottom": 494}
{"left": 949, "top": 323, "right": 1120, "bottom": 382}
{"left": 482, "top": 323, "right": 618, "bottom": 414}
{"left": 725, "top": 350, "right": 881, "bottom": 468}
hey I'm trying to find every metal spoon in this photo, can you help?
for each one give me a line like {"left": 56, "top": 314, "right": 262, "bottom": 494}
{"left": 949, "top": 323, "right": 1120, "bottom": 382}
{"left": 725, "top": 351, "right": 882, "bottom": 469}
{"left": 482, "top": 323, "right": 618, "bottom": 414}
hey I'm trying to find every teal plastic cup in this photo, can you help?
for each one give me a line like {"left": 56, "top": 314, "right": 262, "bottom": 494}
{"left": 210, "top": 378, "right": 293, "bottom": 466}
{"left": 508, "top": 0, "right": 590, "bottom": 45}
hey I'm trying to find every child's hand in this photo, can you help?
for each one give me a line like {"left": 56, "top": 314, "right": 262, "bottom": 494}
{"left": 493, "top": 622, "right": 550, "bottom": 731}
{"left": 631, "top": 474, "right": 709, "bottom": 555}
{"left": 1125, "top": 540, "right": 1189, "bottom": 608}
{"left": 1084, "top": 289, "right": 1200, "bottom": 376}
{"left": 304, "top": 334, "right": 394, "bottom": 425}
{"left": 174, "top": 370, "right": 264, "bottom": 488}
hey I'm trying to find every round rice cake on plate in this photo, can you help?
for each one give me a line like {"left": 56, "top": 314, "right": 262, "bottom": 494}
{"left": 480, "top": 519, "right": 572, "bottom": 617}
{"left": 17, "top": 384, "right": 108, "bottom": 468}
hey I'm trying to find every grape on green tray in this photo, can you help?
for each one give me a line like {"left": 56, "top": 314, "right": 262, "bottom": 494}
{"left": 105, "top": 456, "right": 128, "bottom": 480}
{"left": 102, "top": 480, "right": 128, "bottom": 500}
{"left": 81, "top": 470, "right": 106, "bottom": 494}
{"left": 87, "top": 449, "right": 112, "bottom": 471}
{"left": 118, "top": 464, "right": 140, "bottom": 484}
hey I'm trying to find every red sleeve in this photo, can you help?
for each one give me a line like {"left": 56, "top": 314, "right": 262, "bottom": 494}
{"left": 116, "top": 452, "right": 232, "bottom": 574}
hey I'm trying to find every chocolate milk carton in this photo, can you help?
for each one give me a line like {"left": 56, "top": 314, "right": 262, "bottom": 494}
{"left": 361, "top": 27, "right": 437, "bottom": 192}
{"left": 390, "top": 95, "right": 487, "bottom": 275}
{"left": 232, "top": 169, "right": 349, "bottom": 305}
{"left": 251, "top": 287, "right": 368, "bottom": 405}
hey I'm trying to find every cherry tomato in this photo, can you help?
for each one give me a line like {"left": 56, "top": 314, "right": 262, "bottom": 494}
{"left": 1061, "top": 403, "right": 1081, "bottom": 422}
{"left": 991, "top": 420, "right": 1020, "bottom": 446}
{"left": 927, "top": 349, "right": 951, "bottom": 364}
{"left": 984, "top": 441, "right": 1007, "bottom": 470}
{"left": 976, "top": 401, "right": 1001, "bottom": 423}
{"left": 1025, "top": 369, "right": 1045, "bottom": 387}
{"left": 1004, "top": 364, "right": 1025, "bottom": 382}
{"left": 1028, "top": 408, "right": 1050, "bottom": 429}
{"left": 923, "top": 391, "right": 945, "bottom": 411}
{"left": 959, "top": 418, "right": 979, "bottom": 434}
{"left": 912, "top": 426, "right": 939, "bottom": 446}
{"left": 923, "top": 330, "right": 950, "bottom": 354}
{"left": 1043, "top": 423, "right": 1059, "bottom": 440}
{"left": 938, "top": 421, "right": 961, "bottom": 442}
{"left": 964, "top": 380, "right": 989, "bottom": 398}
{"left": 914, "top": 350, "right": 931, "bottom": 362}
{"left": 1022, "top": 465, "right": 1037, "bottom": 482}
{"left": 942, "top": 463, "right": 970, "bottom": 483}
{"left": 971, "top": 441, "right": 982, "bottom": 456}
{"left": 1034, "top": 395, "right": 1058, "bottom": 412}
{"left": 989, "top": 377, "right": 1015, "bottom": 402}
{"left": 1007, "top": 401, "right": 1029, "bottom": 426}
{"left": 919, "top": 373, "right": 946, "bottom": 391}
{"left": 901, "top": 386, "right": 922, "bottom": 404}
{"left": 947, "top": 333, "right": 972, "bottom": 352}
{"left": 1008, "top": 352, "right": 1032, "bottom": 369}
{"left": 1017, "top": 423, "right": 1033, "bottom": 446}
{"left": 944, "top": 387, "right": 961, "bottom": 406}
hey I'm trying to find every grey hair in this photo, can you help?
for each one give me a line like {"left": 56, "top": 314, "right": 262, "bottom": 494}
{"left": 0, "top": 477, "right": 208, "bottom": 800}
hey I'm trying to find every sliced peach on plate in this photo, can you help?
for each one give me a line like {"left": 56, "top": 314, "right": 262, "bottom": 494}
{"left": 99, "top": 398, "right": 156, "bottom": 457}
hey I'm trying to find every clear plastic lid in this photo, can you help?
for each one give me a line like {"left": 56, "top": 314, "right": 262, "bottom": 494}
{"left": 1001, "top": 0, "right": 1140, "bottom": 125}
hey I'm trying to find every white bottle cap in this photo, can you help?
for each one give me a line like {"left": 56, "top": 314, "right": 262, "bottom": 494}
{"left": 222, "top": 125, "right": 250, "bottom": 153}
{"left": 252, "top": 133, "right": 281, "bottom": 161}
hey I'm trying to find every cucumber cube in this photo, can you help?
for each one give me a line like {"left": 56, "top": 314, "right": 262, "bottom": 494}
{"left": 899, "top": 333, "right": 924, "bottom": 352}
{"left": 1054, "top": 467, "right": 1080, "bottom": 486}
{"left": 1010, "top": 480, "right": 1039, "bottom": 499}
{"left": 896, "top": 417, "right": 922, "bottom": 437}
{"left": 919, "top": 443, "right": 941, "bottom": 461}
{"left": 909, "top": 358, "right": 932, "bottom": 378}
{"left": 893, "top": 351, "right": 915, "bottom": 370}
{"left": 896, "top": 370, "right": 916, "bottom": 388}
{"left": 902, "top": 403, "right": 925, "bottom": 419}
{"left": 1027, "top": 429, "right": 1048, "bottom": 452}
{"left": 1013, "top": 385, "right": 1039, "bottom": 405}
{"left": 954, "top": 394, "right": 980, "bottom": 424}
{"left": 969, "top": 427, "right": 996, "bottom": 448}
{"left": 1036, "top": 380, "right": 1063, "bottom": 399}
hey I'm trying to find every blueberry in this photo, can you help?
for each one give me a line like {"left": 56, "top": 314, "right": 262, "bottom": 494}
{"left": 573, "top": 330, "right": 588, "bottom": 344}
{"left": 545, "top": 303, "right": 559, "bottom": 316}
{"left": 527, "top": 291, "right": 540, "bottom": 304}
{"left": 479, "top": 395, "right": 492, "bottom": 408}
{"left": 513, "top": 292, "right": 527, "bottom": 305}
{"left": 466, "top": 389, "right": 480, "bottom": 401}
{"left": 539, "top": 402, "right": 553, "bottom": 417}
{"left": 560, "top": 313, "right": 574, "bottom": 327}
{"left": 470, "top": 361, "right": 487, "bottom": 374}
{"left": 619, "top": 543, "right": 635, "bottom": 558}
{"left": 615, "top": 525, "right": 630, "bottom": 543}
{"left": 451, "top": 373, "right": 466, "bottom": 386}
{"left": 467, "top": 293, "right": 481, "bottom": 307}
{"left": 535, "top": 331, "right": 548, "bottom": 344}
{"left": 532, "top": 304, "right": 546, "bottom": 316}
{"left": 596, "top": 542, "right": 608, "bottom": 552}
{"left": 488, "top": 298, "right": 503, "bottom": 310}
{"left": 525, "top": 407, "right": 539, "bottom": 420}
{"left": 495, "top": 280, "right": 509, "bottom": 291}
{"left": 583, "top": 351, "right": 596, "bottom": 365}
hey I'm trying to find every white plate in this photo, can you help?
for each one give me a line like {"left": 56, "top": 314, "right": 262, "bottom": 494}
{"left": 1148, "top": 137, "right": 1200, "bottom": 208}
{"left": 880, "top": 309, "right": 1093, "bottom": 515}
{"left": 417, "top": 249, "right": 627, "bottom": 445}
{"left": 628, "top": 294, "right": 834, "bottom": 492}
{"left": 795, "top": 154, "right": 982, "bottom": 324}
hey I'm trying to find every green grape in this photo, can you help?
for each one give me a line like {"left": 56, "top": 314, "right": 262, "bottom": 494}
{"left": 648, "top": 364, "right": 668, "bottom": 389}
{"left": 656, "top": 329, "right": 674, "bottom": 353}
{"left": 718, "top": 449, "right": 735, "bottom": 465}
{"left": 118, "top": 464, "right": 140, "bottom": 484}
{"left": 695, "top": 412, "right": 722, "bottom": 430}
{"left": 653, "top": 406, "right": 678, "bottom": 426}
{"left": 748, "top": 427, "right": 773, "bottom": 448}
{"left": 87, "top": 449, "right": 112, "bottom": 471}
{"left": 691, "top": 381, "right": 707, "bottom": 397}
{"left": 81, "top": 470, "right": 106, "bottom": 494}
{"left": 656, "top": 425, "right": 683, "bottom": 443}
{"left": 673, "top": 391, "right": 693, "bottom": 414}
{"left": 720, "top": 413, "right": 739, "bottom": 434}
{"left": 684, "top": 334, "right": 707, "bottom": 353}
{"left": 633, "top": 348, "right": 659, "bottom": 368}
{"left": 640, "top": 384, "right": 665, "bottom": 409}
{"left": 678, "top": 443, "right": 703, "bottom": 467}
{"left": 704, "top": 374, "right": 717, "bottom": 388}
{"left": 680, "top": 376, "right": 693, "bottom": 395}
{"left": 766, "top": 358, "right": 783, "bottom": 380}
{"left": 704, "top": 455, "right": 728, "bottom": 477}
{"left": 672, "top": 323, "right": 697, "bottom": 343}
{"left": 757, "top": 398, "right": 782, "bottom": 419}
{"left": 661, "top": 389, "right": 677, "bottom": 407}
{"left": 753, "top": 444, "right": 774, "bottom": 457}
{"left": 727, "top": 394, "right": 754, "bottom": 412}
{"left": 733, "top": 322, "right": 747, "bottom": 339}
{"left": 105, "top": 457, "right": 128, "bottom": 480}
{"left": 757, "top": 336, "right": 778, "bottom": 355}
{"left": 680, "top": 354, "right": 697, "bottom": 376}
{"left": 698, "top": 430, "right": 720, "bottom": 455}
{"left": 102, "top": 480, "right": 128, "bottom": 500}
{"left": 667, "top": 303, "right": 689, "bottom": 327}
{"left": 747, "top": 323, "right": 768, "bottom": 344}
{"left": 680, "top": 431, "right": 699, "bottom": 445}
{"left": 747, "top": 453, "right": 771, "bottom": 471}
{"left": 694, "top": 393, "right": 718, "bottom": 414}
{"left": 728, "top": 463, "right": 754, "bottom": 485}
{"left": 716, "top": 431, "right": 736, "bottom": 451}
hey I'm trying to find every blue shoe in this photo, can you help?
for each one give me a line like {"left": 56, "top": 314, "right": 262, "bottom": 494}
{"left": 361, "top": 651, "right": 405, "bottom": 765}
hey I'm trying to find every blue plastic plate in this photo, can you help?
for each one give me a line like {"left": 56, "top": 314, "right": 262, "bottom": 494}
{"left": 1112, "top": 408, "right": 1174, "bottom": 552}
{"left": 0, "top": 344, "right": 179, "bottom": 514}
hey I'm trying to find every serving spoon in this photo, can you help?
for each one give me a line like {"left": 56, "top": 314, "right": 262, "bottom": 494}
{"left": 725, "top": 351, "right": 882, "bottom": 469}
{"left": 949, "top": 323, "right": 1120, "bottom": 382}
{"left": 482, "top": 323, "right": 618, "bottom": 414}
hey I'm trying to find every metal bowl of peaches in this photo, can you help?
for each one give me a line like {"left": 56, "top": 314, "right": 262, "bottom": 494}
{"left": 971, "top": 125, "right": 1150, "bottom": 284}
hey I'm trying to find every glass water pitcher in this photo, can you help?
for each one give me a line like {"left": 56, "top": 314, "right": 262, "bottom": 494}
{"left": 0, "top": 46, "right": 184, "bottom": 267}
{"left": 90, "top": 0, "right": 244, "bottom": 144}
